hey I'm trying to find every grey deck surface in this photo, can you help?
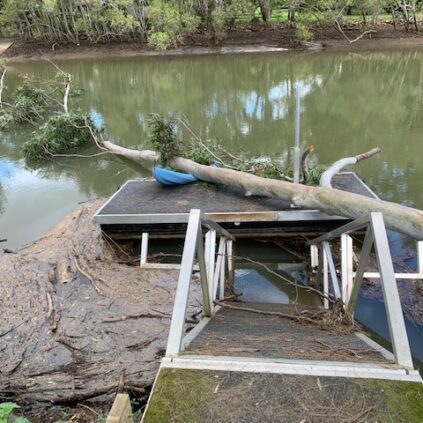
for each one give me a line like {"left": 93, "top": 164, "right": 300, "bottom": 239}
{"left": 143, "top": 368, "right": 423, "bottom": 422}
{"left": 184, "top": 303, "right": 388, "bottom": 364}
{"left": 100, "top": 180, "right": 289, "bottom": 215}
{"left": 98, "top": 172, "right": 376, "bottom": 217}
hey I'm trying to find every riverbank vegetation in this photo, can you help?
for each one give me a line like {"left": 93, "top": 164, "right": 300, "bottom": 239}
{"left": 0, "top": 1, "right": 423, "bottom": 50}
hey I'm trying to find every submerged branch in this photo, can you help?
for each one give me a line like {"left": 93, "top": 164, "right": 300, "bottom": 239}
{"left": 233, "top": 255, "right": 334, "bottom": 304}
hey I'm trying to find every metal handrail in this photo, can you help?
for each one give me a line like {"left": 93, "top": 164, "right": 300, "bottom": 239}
{"left": 307, "top": 215, "right": 370, "bottom": 245}
{"left": 166, "top": 209, "right": 234, "bottom": 357}
{"left": 308, "top": 212, "right": 414, "bottom": 369}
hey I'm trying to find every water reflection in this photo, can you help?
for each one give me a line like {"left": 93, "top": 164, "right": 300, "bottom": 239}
{"left": 234, "top": 239, "right": 321, "bottom": 306}
{"left": 1, "top": 50, "right": 422, "bottom": 244}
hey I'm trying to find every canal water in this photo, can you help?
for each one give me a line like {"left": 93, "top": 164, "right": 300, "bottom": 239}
{"left": 0, "top": 49, "right": 422, "bottom": 365}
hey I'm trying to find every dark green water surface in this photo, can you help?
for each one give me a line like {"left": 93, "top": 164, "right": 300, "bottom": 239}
{"left": 0, "top": 49, "right": 422, "bottom": 365}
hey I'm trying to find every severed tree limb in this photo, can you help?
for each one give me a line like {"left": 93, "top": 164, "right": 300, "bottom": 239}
{"left": 347, "top": 29, "right": 378, "bottom": 44}
{"left": 354, "top": 148, "right": 382, "bottom": 162}
{"left": 101, "top": 141, "right": 423, "bottom": 239}
{"left": 234, "top": 254, "right": 333, "bottom": 303}
{"left": 0, "top": 68, "right": 6, "bottom": 108}
{"left": 214, "top": 300, "right": 319, "bottom": 324}
{"left": 334, "top": 19, "right": 377, "bottom": 44}
{"left": 45, "top": 59, "right": 71, "bottom": 114}
{"left": 63, "top": 74, "right": 71, "bottom": 114}
{"left": 320, "top": 147, "right": 381, "bottom": 188}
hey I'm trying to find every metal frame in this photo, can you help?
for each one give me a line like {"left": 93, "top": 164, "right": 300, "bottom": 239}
{"left": 341, "top": 234, "right": 353, "bottom": 304}
{"left": 161, "top": 355, "right": 422, "bottom": 382}
{"left": 94, "top": 173, "right": 377, "bottom": 226}
{"left": 139, "top": 231, "right": 198, "bottom": 270}
{"left": 308, "top": 212, "right": 415, "bottom": 369}
{"left": 165, "top": 209, "right": 235, "bottom": 357}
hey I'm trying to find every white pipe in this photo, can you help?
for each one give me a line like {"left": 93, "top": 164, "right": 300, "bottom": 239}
{"left": 320, "top": 148, "right": 381, "bottom": 188}
{"left": 320, "top": 157, "right": 357, "bottom": 188}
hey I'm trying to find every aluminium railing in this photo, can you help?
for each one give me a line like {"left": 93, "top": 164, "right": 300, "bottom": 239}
{"left": 165, "top": 209, "right": 235, "bottom": 357}
{"left": 308, "top": 212, "right": 417, "bottom": 369}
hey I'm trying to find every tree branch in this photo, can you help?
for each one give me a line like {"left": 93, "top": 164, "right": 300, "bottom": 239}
{"left": 0, "top": 68, "right": 6, "bottom": 109}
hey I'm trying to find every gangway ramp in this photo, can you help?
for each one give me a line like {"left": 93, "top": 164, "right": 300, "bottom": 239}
{"left": 141, "top": 210, "right": 423, "bottom": 422}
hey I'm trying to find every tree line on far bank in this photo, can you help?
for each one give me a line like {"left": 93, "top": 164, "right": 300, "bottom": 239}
{"left": 0, "top": 1, "right": 422, "bottom": 50}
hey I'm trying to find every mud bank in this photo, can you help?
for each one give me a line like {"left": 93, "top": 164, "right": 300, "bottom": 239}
{"left": 2, "top": 23, "right": 423, "bottom": 62}
{"left": 0, "top": 199, "right": 202, "bottom": 407}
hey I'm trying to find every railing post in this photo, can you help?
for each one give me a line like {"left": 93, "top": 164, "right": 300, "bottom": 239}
{"left": 347, "top": 226, "right": 373, "bottom": 315}
{"left": 417, "top": 240, "right": 423, "bottom": 275}
{"left": 166, "top": 210, "right": 202, "bottom": 357}
{"left": 310, "top": 244, "right": 318, "bottom": 270}
{"left": 212, "top": 237, "right": 225, "bottom": 301}
{"left": 204, "top": 230, "right": 211, "bottom": 274}
{"left": 227, "top": 240, "right": 235, "bottom": 293}
{"left": 322, "top": 244, "right": 329, "bottom": 309}
{"left": 219, "top": 240, "right": 226, "bottom": 300}
{"left": 341, "top": 234, "right": 353, "bottom": 304}
{"left": 196, "top": 227, "right": 212, "bottom": 318}
{"left": 140, "top": 232, "right": 149, "bottom": 266}
{"left": 206, "top": 230, "right": 216, "bottom": 301}
{"left": 322, "top": 241, "right": 341, "bottom": 300}
{"left": 370, "top": 213, "right": 414, "bottom": 368}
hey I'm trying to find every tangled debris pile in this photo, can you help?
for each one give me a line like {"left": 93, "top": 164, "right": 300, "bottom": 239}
{"left": 0, "top": 199, "right": 202, "bottom": 405}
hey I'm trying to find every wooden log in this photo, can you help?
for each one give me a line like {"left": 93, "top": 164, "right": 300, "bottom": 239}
{"left": 101, "top": 141, "right": 423, "bottom": 240}
{"left": 106, "top": 393, "right": 133, "bottom": 423}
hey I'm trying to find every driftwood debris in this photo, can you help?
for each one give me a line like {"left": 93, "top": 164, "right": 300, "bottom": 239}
{"left": 101, "top": 141, "right": 423, "bottom": 240}
{"left": 57, "top": 258, "right": 69, "bottom": 284}
{"left": 0, "top": 199, "right": 202, "bottom": 404}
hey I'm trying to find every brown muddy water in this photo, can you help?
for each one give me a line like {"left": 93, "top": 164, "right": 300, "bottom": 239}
{"left": 0, "top": 50, "right": 422, "bottom": 365}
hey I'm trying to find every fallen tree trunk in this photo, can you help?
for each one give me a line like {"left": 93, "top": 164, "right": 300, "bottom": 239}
{"left": 102, "top": 141, "right": 423, "bottom": 240}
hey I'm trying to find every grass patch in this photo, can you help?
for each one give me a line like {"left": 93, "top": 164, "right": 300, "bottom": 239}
{"left": 143, "top": 368, "right": 215, "bottom": 423}
{"left": 359, "top": 379, "right": 423, "bottom": 422}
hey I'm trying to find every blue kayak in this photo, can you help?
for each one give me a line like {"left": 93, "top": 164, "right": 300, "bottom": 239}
{"left": 152, "top": 167, "right": 197, "bottom": 186}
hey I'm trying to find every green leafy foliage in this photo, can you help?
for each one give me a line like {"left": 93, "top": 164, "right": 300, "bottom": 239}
{"left": 148, "top": 113, "right": 180, "bottom": 164}
{"left": 149, "top": 114, "right": 323, "bottom": 184}
{"left": 147, "top": 0, "right": 200, "bottom": 50}
{"left": 1, "top": 0, "right": 421, "bottom": 50}
{"left": 0, "top": 402, "right": 30, "bottom": 423}
{"left": 295, "top": 17, "right": 314, "bottom": 40}
{"left": 0, "top": 81, "right": 49, "bottom": 129}
{"left": 305, "top": 163, "right": 327, "bottom": 185}
{"left": 21, "top": 112, "right": 94, "bottom": 162}
{"left": 185, "top": 139, "right": 219, "bottom": 165}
